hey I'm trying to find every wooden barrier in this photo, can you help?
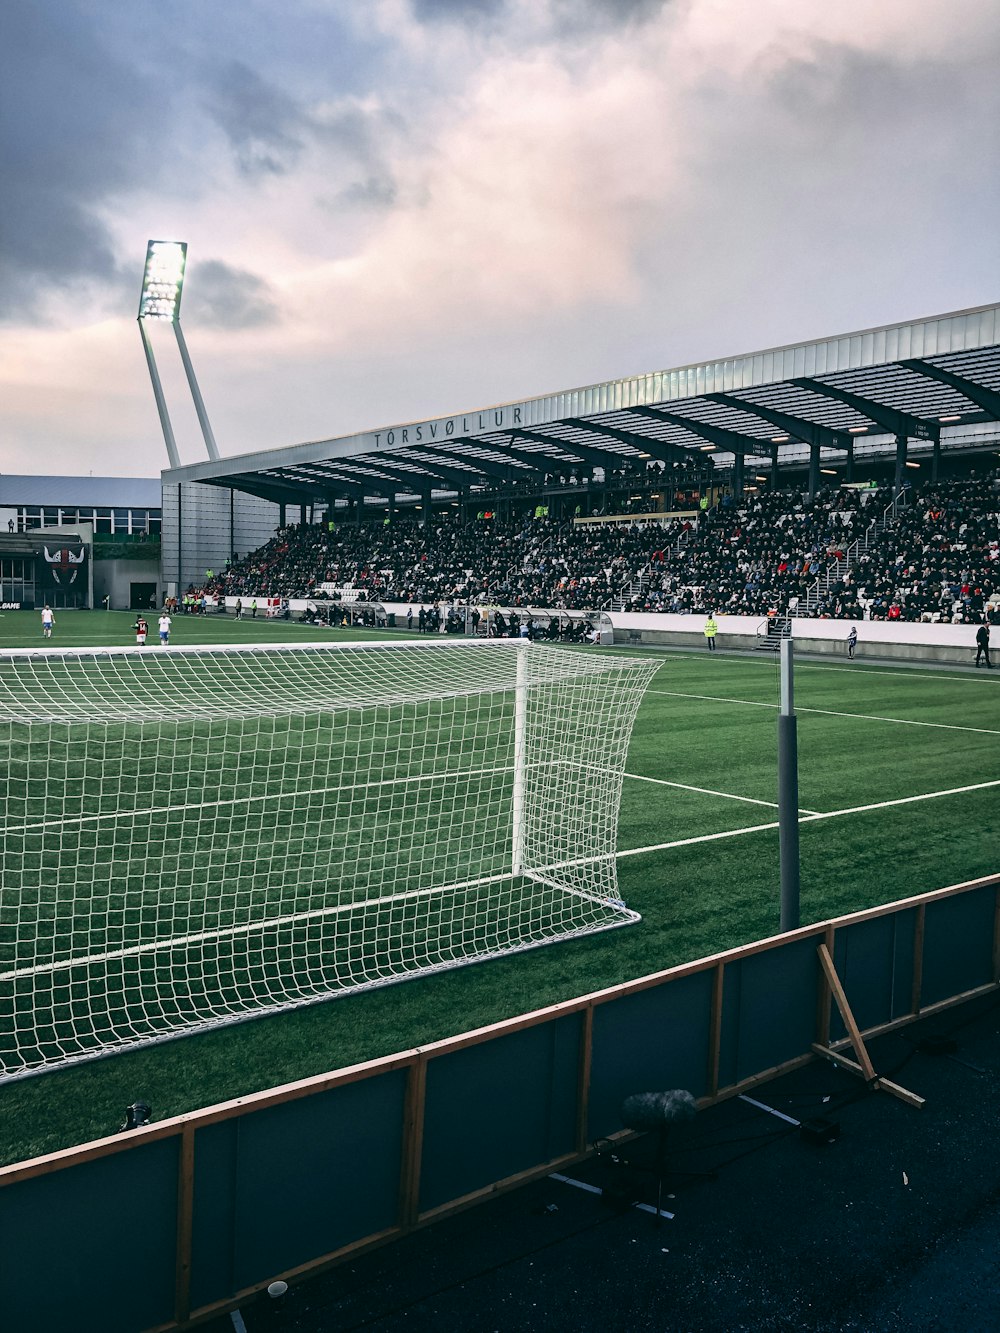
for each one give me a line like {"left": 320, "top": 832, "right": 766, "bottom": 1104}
{"left": 0, "top": 876, "right": 997, "bottom": 1333}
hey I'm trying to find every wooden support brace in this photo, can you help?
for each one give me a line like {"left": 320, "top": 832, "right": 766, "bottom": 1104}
{"left": 815, "top": 944, "right": 925, "bottom": 1109}
{"left": 811, "top": 1044, "right": 925, "bottom": 1109}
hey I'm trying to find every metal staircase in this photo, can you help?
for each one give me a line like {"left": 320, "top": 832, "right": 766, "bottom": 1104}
{"left": 754, "top": 615, "right": 792, "bottom": 651}
{"left": 792, "top": 492, "right": 908, "bottom": 617}
{"left": 608, "top": 519, "right": 697, "bottom": 611}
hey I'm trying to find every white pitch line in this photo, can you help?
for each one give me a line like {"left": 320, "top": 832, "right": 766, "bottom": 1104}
{"left": 797, "top": 778, "right": 1000, "bottom": 823}
{"left": 622, "top": 770, "right": 820, "bottom": 816}
{"left": 645, "top": 688, "right": 1000, "bottom": 737}
{"left": 612, "top": 777, "right": 1000, "bottom": 861}
{"left": 624, "top": 649, "right": 1000, "bottom": 688}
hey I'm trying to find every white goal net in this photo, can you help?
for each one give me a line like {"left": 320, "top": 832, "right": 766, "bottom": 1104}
{"left": 0, "top": 640, "right": 657, "bottom": 1080}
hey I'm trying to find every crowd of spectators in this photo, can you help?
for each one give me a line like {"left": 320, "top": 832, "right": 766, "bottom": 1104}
{"left": 813, "top": 471, "right": 1000, "bottom": 624}
{"left": 207, "top": 467, "right": 1000, "bottom": 623}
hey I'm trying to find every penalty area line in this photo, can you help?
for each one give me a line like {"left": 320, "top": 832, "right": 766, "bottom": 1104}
{"left": 613, "top": 777, "right": 1000, "bottom": 861}
{"left": 622, "top": 770, "right": 821, "bottom": 816}
{"left": 644, "top": 688, "right": 1000, "bottom": 737}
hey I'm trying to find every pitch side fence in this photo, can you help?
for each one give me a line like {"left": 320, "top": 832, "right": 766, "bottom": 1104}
{"left": 1, "top": 876, "right": 998, "bottom": 1333}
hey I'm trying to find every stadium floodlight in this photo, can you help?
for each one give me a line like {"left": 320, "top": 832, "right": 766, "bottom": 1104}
{"left": 138, "top": 240, "right": 187, "bottom": 321}
{"left": 0, "top": 640, "right": 657, "bottom": 1080}
{"left": 137, "top": 240, "right": 221, "bottom": 464}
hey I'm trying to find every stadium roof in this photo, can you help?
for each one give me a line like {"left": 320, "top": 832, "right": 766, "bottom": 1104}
{"left": 162, "top": 303, "right": 1000, "bottom": 506}
{"left": 0, "top": 475, "right": 163, "bottom": 507}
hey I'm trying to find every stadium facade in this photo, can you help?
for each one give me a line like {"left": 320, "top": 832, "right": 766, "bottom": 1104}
{"left": 159, "top": 304, "right": 1000, "bottom": 592}
{"left": 0, "top": 476, "right": 161, "bottom": 610}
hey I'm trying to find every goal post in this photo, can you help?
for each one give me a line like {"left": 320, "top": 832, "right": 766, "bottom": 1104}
{"left": 0, "top": 640, "right": 657, "bottom": 1081}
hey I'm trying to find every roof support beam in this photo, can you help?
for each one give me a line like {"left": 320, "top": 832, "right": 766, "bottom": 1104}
{"left": 703, "top": 393, "right": 851, "bottom": 452}
{"left": 899, "top": 359, "right": 1000, "bottom": 418}
{"left": 629, "top": 406, "right": 761, "bottom": 455}
{"left": 262, "top": 464, "right": 394, "bottom": 501}
{"left": 370, "top": 453, "right": 482, "bottom": 489}
{"left": 402, "top": 446, "right": 533, "bottom": 486}
{"left": 507, "top": 427, "right": 632, "bottom": 472}
{"left": 484, "top": 437, "right": 583, "bottom": 474}
{"left": 789, "top": 378, "right": 939, "bottom": 442}
{"left": 212, "top": 473, "right": 342, "bottom": 505}
{"left": 328, "top": 462, "right": 445, "bottom": 495}
{"left": 561, "top": 418, "right": 687, "bottom": 467}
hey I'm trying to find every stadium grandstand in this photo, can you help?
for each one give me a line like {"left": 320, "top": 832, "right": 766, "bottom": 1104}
{"left": 155, "top": 303, "right": 1000, "bottom": 652}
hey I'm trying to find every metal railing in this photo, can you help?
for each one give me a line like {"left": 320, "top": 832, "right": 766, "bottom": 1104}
{"left": 793, "top": 491, "right": 909, "bottom": 618}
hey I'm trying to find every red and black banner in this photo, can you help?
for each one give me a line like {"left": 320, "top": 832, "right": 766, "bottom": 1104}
{"left": 37, "top": 543, "right": 88, "bottom": 599}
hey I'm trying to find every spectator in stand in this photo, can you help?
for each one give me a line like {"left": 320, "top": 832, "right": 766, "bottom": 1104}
{"left": 205, "top": 467, "right": 998, "bottom": 625}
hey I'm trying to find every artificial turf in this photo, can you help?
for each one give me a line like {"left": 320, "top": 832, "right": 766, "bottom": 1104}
{"left": 0, "top": 610, "right": 997, "bottom": 1166}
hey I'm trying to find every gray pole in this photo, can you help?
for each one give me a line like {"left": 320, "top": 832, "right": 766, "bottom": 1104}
{"left": 173, "top": 321, "right": 221, "bottom": 461}
{"left": 138, "top": 320, "right": 181, "bottom": 470}
{"left": 778, "top": 638, "right": 801, "bottom": 931}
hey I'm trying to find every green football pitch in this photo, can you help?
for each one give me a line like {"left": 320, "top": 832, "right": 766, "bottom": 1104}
{"left": 0, "top": 609, "right": 997, "bottom": 1166}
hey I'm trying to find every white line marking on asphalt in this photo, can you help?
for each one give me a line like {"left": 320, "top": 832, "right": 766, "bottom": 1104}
{"left": 739, "top": 1094, "right": 801, "bottom": 1127}
{"left": 549, "top": 1171, "right": 675, "bottom": 1221}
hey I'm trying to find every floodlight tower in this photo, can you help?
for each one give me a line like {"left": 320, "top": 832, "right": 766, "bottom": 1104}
{"left": 137, "top": 240, "right": 220, "bottom": 465}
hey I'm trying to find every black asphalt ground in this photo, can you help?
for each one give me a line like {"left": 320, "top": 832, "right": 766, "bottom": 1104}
{"left": 205, "top": 991, "right": 1000, "bottom": 1333}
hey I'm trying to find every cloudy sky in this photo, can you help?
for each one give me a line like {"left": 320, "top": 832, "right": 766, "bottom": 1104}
{"left": 2, "top": 0, "right": 998, "bottom": 478}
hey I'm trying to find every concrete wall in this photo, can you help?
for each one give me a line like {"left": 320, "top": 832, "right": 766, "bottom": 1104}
{"left": 609, "top": 612, "right": 991, "bottom": 666}
{"left": 161, "top": 482, "right": 281, "bottom": 593}
{"left": 92, "top": 558, "right": 161, "bottom": 610}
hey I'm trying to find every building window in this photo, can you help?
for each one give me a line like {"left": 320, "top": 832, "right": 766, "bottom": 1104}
{"left": 96, "top": 508, "right": 112, "bottom": 535}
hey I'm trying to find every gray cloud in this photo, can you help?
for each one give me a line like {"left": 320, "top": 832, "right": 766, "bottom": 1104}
{"left": 202, "top": 61, "right": 307, "bottom": 176}
{"left": 337, "top": 175, "right": 399, "bottom": 209}
{"left": 183, "top": 260, "right": 280, "bottom": 329}
{"left": 311, "top": 102, "right": 407, "bottom": 212}
{"left": 0, "top": 1, "right": 168, "bottom": 319}
{"left": 411, "top": 0, "right": 506, "bottom": 21}
{"left": 548, "top": 0, "right": 671, "bottom": 36}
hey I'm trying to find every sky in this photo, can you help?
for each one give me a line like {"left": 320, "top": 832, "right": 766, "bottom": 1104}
{"left": 1, "top": 0, "right": 998, "bottom": 479}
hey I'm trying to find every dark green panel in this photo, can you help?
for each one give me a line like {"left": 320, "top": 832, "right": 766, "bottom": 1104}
{"left": 189, "top": 1118, "right": 240, "bottom": 1310}
{"left": 419, "top": 1014, "right": 581, "bottom": 1213}
{"left": 922, "top": 888, "right": 997, "bottom": 1008}
{"left": 228, "top": 1070, "right": 407, "bottom": 1291}
{"left": 830, "top": 911, "right": 917, "bottom": 1040}
{"left": 587, "top": 971, "right": 714, "bottom": 1141}
{"left": 718, "top": 939, "right": 818, "bottom": 1087}
{"left": 0, "top": 1138, "right": 178, "bottom": 1333}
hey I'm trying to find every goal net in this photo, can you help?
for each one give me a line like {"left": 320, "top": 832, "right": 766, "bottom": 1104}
{"left": 0, "top": 640, "right": 657, "bottom": 1080}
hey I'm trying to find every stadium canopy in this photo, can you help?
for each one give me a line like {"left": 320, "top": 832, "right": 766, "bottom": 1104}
{"left": 162, "top": 303, "right": 1000, "bottom": 508}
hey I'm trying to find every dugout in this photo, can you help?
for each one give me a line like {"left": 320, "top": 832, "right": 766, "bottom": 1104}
{"left": 480, "top": 606, "right": 613, "bottom": 644}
